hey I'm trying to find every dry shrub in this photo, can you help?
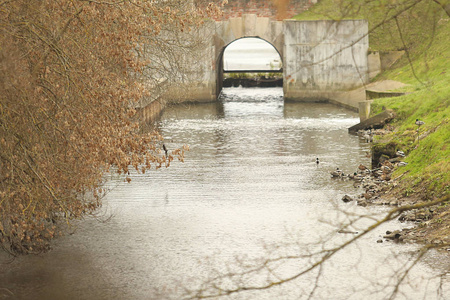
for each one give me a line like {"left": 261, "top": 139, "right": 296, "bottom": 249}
{"left": 0, "top": 0, "right": 220, "bottom": 255}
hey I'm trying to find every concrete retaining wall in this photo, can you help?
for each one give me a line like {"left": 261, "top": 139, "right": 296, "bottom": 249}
{"left": 367, "top": 50, "right": 404, "bottom": 80}
{"left": 136, "top": 98, "right": 165, "bottom": 125}
{"left": 368, "top": 52, "right": 381, "bottom": 80}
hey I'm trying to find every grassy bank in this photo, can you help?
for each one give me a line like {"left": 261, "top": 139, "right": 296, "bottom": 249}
{"left": 369, "top": 19, "right": 449, "bottom": 200}
{"left": 295, "top": 1, "right": 449, "bottom": 243}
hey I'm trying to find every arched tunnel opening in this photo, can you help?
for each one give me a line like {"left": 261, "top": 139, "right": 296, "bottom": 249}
{"left": 216, "top": 37, "right": 283, "bottom": 97}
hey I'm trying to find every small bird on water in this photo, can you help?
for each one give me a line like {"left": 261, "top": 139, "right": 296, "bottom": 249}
{"left": 331, "top": 168, "right": 344, "bottom": 177}
{"left": 316, "top": 158, "right": 320, "bottom": 165}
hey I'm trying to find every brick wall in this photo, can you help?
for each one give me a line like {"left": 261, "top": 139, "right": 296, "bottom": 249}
{"left": 195, "top": 0, "right": 317, "bottom": 20}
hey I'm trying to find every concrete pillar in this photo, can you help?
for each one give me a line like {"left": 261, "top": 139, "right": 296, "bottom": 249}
{"left": 358, "top": 100, "right": 373, "bottom": 122}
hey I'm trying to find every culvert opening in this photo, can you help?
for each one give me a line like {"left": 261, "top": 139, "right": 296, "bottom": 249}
{"left": 222, "top": 37, "right": 283, "bottom": 88}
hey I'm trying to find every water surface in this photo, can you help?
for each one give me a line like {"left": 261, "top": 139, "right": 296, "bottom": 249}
{"left": 0, "top": 87, "right": 448, "bottom": 300}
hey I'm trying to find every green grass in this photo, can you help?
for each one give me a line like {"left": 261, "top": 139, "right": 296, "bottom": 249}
{"left": 369, "top": 20, "right": 450, "bottom": 198}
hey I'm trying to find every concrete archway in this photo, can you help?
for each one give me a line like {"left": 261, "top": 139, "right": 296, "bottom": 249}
{"left": 168, "top": 15, "right": 369, "bottom": 110}
{"left": 214, "top": 15, "right": 284, "bottom": 96}
{"left": 217, "top": 37, "right": 283, "bottom": 91}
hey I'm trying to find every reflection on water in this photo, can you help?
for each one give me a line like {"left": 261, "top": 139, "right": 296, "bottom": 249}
{"left": 0, "top": 87, "right": 448, "bottom": 300}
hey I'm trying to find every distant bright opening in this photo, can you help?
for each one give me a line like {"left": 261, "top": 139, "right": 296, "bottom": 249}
{"left": 223, "top": 37, "right": 282, "bottom": 72}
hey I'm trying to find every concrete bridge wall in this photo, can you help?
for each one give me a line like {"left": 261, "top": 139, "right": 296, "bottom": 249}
{"left": 283, "top": 19, "right": 369, "bottom": 107}
{"left": 142, "top": 15, "right": 370, "bottom": 118}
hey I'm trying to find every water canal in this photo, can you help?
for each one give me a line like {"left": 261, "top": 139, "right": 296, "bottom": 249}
{"left": 0, "top": 87, "right": 448, "bottom": 299}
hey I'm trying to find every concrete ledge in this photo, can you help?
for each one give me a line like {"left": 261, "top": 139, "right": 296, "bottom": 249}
{"left": 348, "top": 109, "right": 396, "bottom": 132}
{"left": 366, "top": 90, "right": 406, "bottom": 100}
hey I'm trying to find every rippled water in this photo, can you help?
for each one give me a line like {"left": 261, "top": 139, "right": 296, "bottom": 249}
{"left": 0, "top": 87, "right": 448, "bottom": 300}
